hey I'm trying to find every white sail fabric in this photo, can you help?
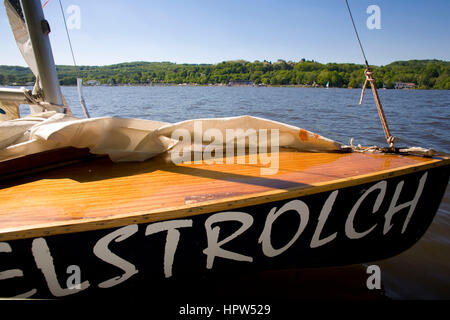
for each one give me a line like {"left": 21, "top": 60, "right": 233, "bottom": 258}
{"left": 5, "top": 0, "right": 39, "bottom": 77}
{"left": 4, "top": 0, "right": 40, "bottom": 114}
{"left": 4, "top": 0, "right": 72, "bottom": 115}
{"left": 0, "top": 113, "right": 342, "bottom": 162}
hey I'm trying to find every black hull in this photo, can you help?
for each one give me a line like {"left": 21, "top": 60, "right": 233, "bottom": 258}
{"left": 1, "top": 165, "right": 448, "bottom": 299}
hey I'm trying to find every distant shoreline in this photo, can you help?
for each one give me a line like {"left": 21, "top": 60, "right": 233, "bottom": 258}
{"left": 1, "top": 83, "right": 435, "bottom": 90}
{"left": 1, "top": 59, "right": 449, "bottom": 90}
{"left": 66, "top": 84, "right": 418, "bottom": 90}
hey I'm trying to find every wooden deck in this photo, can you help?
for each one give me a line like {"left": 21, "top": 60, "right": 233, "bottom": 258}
{"left": 0, "top": 149, "right": 447, "bottom": 241}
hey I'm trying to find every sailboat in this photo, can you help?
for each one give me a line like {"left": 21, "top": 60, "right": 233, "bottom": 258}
{"left": 326, "top": 80, "right": 330, "bottom": 88}
{"left": 0, "top": 0, "right": 449, "bottom": 299}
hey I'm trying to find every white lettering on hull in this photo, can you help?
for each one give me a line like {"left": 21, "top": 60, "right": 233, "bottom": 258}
{"left": 384, "top": 172, "right": 428, "bottom": 234}
{"left": 32, "top": 237, "right": 90, "bottom": 296}
{"left": 145, "top": 219, "right": 193, "bottom": 278}
{"left": 93, "top": 224, "right": 138, "bottom": 288}
{"left": 203, "top": 212, "right": 254, "bottom": 269}
{"left": 259, "top": 200, "right": 309, "bottom": 257}
{"left": 0, "top": 172, "right": 429, "bottom": 297}
{"left": 0, "top": 242, "right": 37, "bottom": 298}
{"left": 345, "top": 181, "right": 387, "bottom": 239}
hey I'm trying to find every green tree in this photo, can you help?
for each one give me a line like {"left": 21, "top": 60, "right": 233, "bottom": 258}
{"left": 6, "top": 74, "right": 17, "bottom": 84}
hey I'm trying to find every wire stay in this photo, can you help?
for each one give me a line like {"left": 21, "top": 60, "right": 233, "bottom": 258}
{"left": 58, "top": 0, "right": 90, "bottom": 118}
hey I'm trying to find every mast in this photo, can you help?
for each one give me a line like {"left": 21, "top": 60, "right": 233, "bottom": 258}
{"left": 19, "top": 0, "right": 64, "bottom": 108}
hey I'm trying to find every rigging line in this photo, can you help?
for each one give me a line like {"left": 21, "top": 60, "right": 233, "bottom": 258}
{"left": 57, "top": 0, "right": 90, "bottom": 118}
{"left": 58, "top": 0, "right": 78, "bottom": 72}
{"left": 344, "top": 0, "right": 369, "bottom": 67}
{"left": 344, "top": 0, "right": 395, "bottom": 149}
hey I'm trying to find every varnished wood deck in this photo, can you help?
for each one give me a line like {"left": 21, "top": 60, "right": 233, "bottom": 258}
{"left": 0, "top": 149, "right": 448, "bottom": 240}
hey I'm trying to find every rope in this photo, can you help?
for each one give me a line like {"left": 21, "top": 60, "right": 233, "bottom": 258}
{"left": 345, "top": 0, "right": 395, "bottom": 149}
{"left": 346, "top": 138, "right": 441, "bottom": 158}
{"left": 58, "top": 0, "right": 78, "bottom": 71}
{"left": 359, "top": 68, "right": 395, "bottom": 148}
{"left": 21, "top": 87, "right": 40, "bottom": 105}
{"left": 58, "top": 0, "right": 90, "bottom": 118}
{"left": 20, "top": 87, "right": 70, "bottom": 113}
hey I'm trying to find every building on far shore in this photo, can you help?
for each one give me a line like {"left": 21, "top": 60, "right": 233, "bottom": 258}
{"left": 228, "top": 80, "right": 254, "bottom": 86}
{"left": 85, "top": 80, "right": 100, "bottom": 86}
{"left": 394, "top": 82, "right": 416, "bottom": 89}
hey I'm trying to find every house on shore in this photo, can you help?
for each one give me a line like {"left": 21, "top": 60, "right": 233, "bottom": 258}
{"left": 85, "top": 80, "right": 100, "bottom": 86}
{"left": 228, "top": 80, "right": 254, "bottom": 86}
{"left": 394, "top": 82, "right": 416, "bottom": 89}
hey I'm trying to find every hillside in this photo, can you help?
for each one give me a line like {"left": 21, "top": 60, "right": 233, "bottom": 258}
{"left": 0, "top": 59, "right": 448, "bottom": 89}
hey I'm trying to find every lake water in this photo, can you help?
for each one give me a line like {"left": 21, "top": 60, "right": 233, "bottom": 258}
{"left": 61, "top": 85, "right": 449, "bottom": 300}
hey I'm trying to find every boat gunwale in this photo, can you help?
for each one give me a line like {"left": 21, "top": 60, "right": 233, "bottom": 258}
{"left": 0, "top": 155, "right": 448, "bottom": 242}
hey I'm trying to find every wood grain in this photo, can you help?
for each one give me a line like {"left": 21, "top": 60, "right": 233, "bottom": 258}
{"left": 0, "top": 149, "right": 448, "bottom": 241}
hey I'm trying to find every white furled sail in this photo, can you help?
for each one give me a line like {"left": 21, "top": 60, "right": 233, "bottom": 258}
{"left": 2, "top": 0, "right": 72, "bottom": 117}
{"left": 3, "top": 0, "right": 40, "bottom": 116}
{"left": 5, "top": 0, "right": 39, "bottom": 77}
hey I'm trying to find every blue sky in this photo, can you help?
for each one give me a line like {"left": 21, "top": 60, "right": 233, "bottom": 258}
{"left": 1, "top": 0, "right": 449, "bottom": 66}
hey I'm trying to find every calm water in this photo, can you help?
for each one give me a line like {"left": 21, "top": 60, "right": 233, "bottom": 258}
{"left": 61, "top": 86, "right": 449, "bottom": 300}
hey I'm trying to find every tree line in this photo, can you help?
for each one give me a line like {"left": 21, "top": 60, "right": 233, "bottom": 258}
{"left": 0, "top": 59, "right": 448, "bottom": 89}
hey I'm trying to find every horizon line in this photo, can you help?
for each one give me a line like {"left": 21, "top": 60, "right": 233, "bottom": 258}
{"left": 1, "top": 58, "right": 448, "bottom": 69}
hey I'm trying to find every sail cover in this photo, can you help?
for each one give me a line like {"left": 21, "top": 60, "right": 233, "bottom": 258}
{"left": 0, "top": 113, "right": 343, "bottom": 162}
{"left": 0, "top": 1, "right": 342, "bottom": 162}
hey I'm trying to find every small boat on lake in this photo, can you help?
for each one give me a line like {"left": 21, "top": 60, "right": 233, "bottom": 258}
{"left": 0, "top": 0, "right": 448, "bottom": 299}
